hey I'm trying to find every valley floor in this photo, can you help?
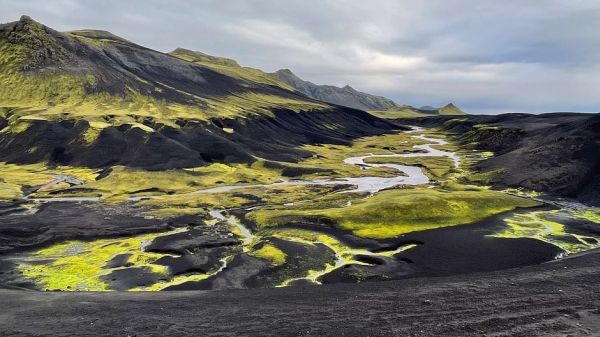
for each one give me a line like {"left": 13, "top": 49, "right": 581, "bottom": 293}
{"left": 1, "top": 247, "right": 599, "bottom": 336}
{"left": 0, "top": 126, "right": 598, "bottom": 292}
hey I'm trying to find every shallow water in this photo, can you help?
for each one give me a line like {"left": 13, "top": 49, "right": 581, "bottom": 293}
{"left": 194, "top": 127, "right": 459, "bottom": 195}
{"left": 209, "top": 209, "right": 255, "bottom": 250}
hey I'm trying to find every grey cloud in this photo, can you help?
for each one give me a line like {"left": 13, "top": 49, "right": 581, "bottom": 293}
{"left": 0, "top": 0, "right": 599, "bottom": 113}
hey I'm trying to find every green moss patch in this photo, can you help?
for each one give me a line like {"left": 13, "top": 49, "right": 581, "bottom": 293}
{"left": 248, "top": 188, "right": 540, "bottom": 239}
{"left": 18, "top": 229, "right": 186, "bottom": 291}
{"left": 251, "top": 243, "right": 287, "bottom": 266}
{"left": 492, "top": 211, "right": 600, "bottom": 253}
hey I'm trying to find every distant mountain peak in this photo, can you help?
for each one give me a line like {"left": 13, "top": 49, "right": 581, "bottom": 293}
{"left": 272, "top": 69, "right": 397, "bottom": 111}
{"left": 274, "top": 69, "right": 303, "bottom": 81}
{"left": 11, "top": 15, "right": 46, "bottom": 35}
{"left": 19, "top": 14, "right": 34, "bottom": 23}
{"left": 438, "top": 103, "right": 466, "bottom": 116}
{"left": 276, "top": 68, "right": 295, "bottom": 75}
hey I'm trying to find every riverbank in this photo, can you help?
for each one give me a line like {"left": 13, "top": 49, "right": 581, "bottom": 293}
{"left": 1, "top": 247, "right": 599, "bottom": 336}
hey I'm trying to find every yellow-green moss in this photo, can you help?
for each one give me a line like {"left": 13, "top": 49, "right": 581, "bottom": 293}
{"left": 0, "top": 162, "right": 98, "bottom": 200}
{"left": 249, "top": 188, "right": 540, "bottom": 239}
{"left": 574, "top": 209, "right": 600, "bottom": 224}
{"left": 82, "top": 161, "right": 282, "bottom": 201}
{"left": 461, "top": 168, "right": 504, "bottom": 185}
{"left": 270, "top": 229, "right": 416, "bottom": 286}
{"left": 368, "top": 106, "right": 433, "bottom": 119}
{"left": 169, "top": 48, "right": 296, "bottom": 91}
{"left": 0, "top": 181, "right": 22, "bottom": 199}
{"left": 252, "top": 244, "right": 286, "bottom": 266}
{"left": 492, "top": 211, "right": 599, "bottom": 253}
{"left": 295, "top": 131, "right": 430, "bottom": 179}
{"left": 18, "top": 229, "right": 185, "bottom": 291}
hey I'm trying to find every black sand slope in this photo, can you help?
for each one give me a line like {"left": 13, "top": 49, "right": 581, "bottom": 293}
{"left": 0, "top": 107, "right": 397, "bottom": 169}
{"left": 1, "top": 248, "right": 599, "bottom": 336}
{"left": 403, "top": 113, "right": 600, "bottom": 206}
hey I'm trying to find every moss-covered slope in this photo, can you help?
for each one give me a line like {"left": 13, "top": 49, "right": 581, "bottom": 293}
{"left": 0, "top": 16, "right": 397, "bottom": 169}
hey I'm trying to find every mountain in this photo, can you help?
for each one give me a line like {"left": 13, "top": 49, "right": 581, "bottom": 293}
{"left": 272, "top": 69, "right": 398, "bottom": 111}
{"left": 0, "top": 16, "right": 396, "bottom": 169}
{"left": 437, "top": 103, "right": 466, "bottom": 116}
{"left": 369, "top": 103, "right": 466, "bottom": 119}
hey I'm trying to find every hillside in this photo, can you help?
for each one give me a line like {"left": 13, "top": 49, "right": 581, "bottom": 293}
{"left": 407, "top": 113, "right": 600, "bottom": 205}
{"left": 273, "top": 69, "right": 398, "bottom": 111}
{"left": 370, "top": 103, "right": 467, "bottom": 119}
{"left": 0, "top": 16, "right": 395, "bottom": 169}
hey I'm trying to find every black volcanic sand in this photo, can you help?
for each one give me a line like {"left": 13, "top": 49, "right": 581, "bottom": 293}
{"left": 0, "top": 200, "right": 570, "bottom": 291}
{"left": 151, "top": 206, "right": 565, "bottom": 291}
{"left": 0, "top": 200, "right": 203, "bottom": 255}
{"left": 0, "top": 108, "right": 399, "bottom": 170}
{"left": 1, "top": 248, "right": 599, "bottom": 336}
{"left": 245, "top": 237, "right": 337, "bottom": 288}
{"left": 234, "top": 207, "right": 562, "bottom": 285}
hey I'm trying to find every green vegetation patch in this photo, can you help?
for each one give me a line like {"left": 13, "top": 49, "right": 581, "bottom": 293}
{"left": 80, "top": 161, "right": 283, "bottom": 201}
{"left": 170, "top": 48, "right": 296, "bottom": 91}
{"left": 492, "top": 211, "right": 600, "bottom": 253}
{"left": 296, "top": 131, "right": 430, "bottom": 179}
{"left": 0, "top": 162, "right": 98, "bottom": 200}
{"left": 18, "top": 229, "right": 186, "bottom": 291}
{"left": 574, "top": 209, "right": 600, "bottom": 224}
{"left": 251, "top": 243, "right": 287, "bottom": 266}
{"left": 248, "top": 188, "right": 540, "bottom": 239}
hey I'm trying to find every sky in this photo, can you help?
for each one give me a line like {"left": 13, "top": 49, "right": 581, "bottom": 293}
{"left": 1, "top": 0, "right": 599, "bottom": 114}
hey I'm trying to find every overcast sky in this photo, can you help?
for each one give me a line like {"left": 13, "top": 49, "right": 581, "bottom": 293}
{"left": 1, "top": 0, "right": 599, "bottom": 114}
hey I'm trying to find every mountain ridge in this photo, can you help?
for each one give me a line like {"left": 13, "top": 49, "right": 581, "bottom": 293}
{"left": 272, "top": 68, "right": 398, "bottom": 111}
{"left": 369, "top": 102, "right": 466, "bottom": 119}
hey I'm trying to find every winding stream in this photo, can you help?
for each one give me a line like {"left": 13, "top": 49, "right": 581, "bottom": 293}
{"left": 198, "top": 127, "right": 461, "bottom": 284}
{"left": 22, "top": 127, "right": 462, "bottom": 286}
{"left": 192, "top": 127, "right": 459, "bottom": 196}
